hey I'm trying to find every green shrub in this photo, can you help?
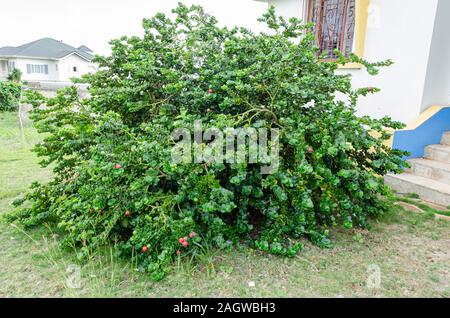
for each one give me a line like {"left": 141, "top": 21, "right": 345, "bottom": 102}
{"left": 6, "top": 4, "right": 408, "bottom": 281}
{"left": 0, "top": 81, "right": 21, "bottom": 111}
{"left": 7, "top": 68, "right": 22, "bottom": 82}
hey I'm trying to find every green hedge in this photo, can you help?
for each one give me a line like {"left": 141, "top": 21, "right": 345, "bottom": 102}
{"left": 0, "top": 81, "right": 21, "bottom": 112}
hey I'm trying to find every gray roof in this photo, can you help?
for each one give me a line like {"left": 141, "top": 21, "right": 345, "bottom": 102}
{"left": 0, "top": 38, "right": 94, "bottom": 61}
{"left": 78, "top": 45, "right": 93, "bottom": 53}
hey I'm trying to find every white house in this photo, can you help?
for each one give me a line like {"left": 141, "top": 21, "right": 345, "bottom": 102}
{"left": 257, "top": 0, "right": 450, "bottom": 205}
{"left": 0, "top": 38, "right": 97, "bottom": 83}
{"left": 255, "top": 0, "right": 449, "bottom": 123}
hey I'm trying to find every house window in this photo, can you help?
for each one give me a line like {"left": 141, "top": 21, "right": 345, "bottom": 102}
{"left": 26, "top": 64, "right": 49, "bottom": 74}
{"left": 308, "top": 0, "right": 356, "bottom": 59}
{"left": 73, "top": 66, "right": 78, "bottom": 72}
{"left": 8, "top": 61, "right": 15, "bottom": 72}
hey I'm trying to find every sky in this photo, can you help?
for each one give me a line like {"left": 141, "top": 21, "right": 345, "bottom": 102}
{"left": 0, "top": 0, "right": 268, "bottom": 55}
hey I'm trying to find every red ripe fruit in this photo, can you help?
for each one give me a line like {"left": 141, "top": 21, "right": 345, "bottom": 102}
{"left": 176, "top": 250, "right": 182, "bottom": 255}
{"left": 125, "top": 210, "right": 131, "bottom": 217}
{"left": 189, "top": 232, "right": 196, "bottom": 238}
{"left": 178, "top": 237, "right": 184, "bottom": 244}
{"left": 182, "top": 241, "right": 189, "bottom": 248}
{"left": 208, "top": 88, "right": 214, "bottom": 94}
{"left": 142, "top": 245, "right": 148, "bottom": 253}
{"left": 115, "top": 163, "right": 122, "bottom": 169}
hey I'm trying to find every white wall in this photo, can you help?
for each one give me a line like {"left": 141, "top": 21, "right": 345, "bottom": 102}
{"left": 261, "top": 0, "right": 441, "bottom": 124}
{"left": 57, "top": 53, "right": 95, "bottom": 82}
{"left": 420, "top": 0, "right": 450, "bottom": 112}
{"left": 268, "top": 0, "right": 307, "bottom": 20}
{"left": 14, "top": 57, "right": 59, "bottom": 82}
{"left": 0, "top": 60, "right": 8, "bottom": 78}
{"left": 342, "top": 0, "right": 439, "bottom": 124}
{"left": 3, "top": 54, "right": 96, "bottom": 83}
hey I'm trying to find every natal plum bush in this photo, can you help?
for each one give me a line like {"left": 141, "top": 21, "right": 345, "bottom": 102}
{"left": 6, "top": 4, "right": 407, "bottom": 280}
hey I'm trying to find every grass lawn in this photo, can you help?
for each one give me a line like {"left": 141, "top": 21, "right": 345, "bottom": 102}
{"left": 0, "top": 111, "right": 449, "bottom": 298}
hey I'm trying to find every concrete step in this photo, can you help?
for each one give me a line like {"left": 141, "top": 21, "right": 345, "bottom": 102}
{"left": 424, "top": 144, "right": 450, "bottom": 164}
{"left": 442, "top": 131, "right": 450, "bottom": 146}
{"left": 407, "top": 158, "right": 450, "bottom": 185}
{"left": 385, "top": 173, "right": 450, "bottom": 207}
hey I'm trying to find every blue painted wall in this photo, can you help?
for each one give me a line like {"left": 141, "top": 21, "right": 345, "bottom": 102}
{"left": 393, "top": 107, "right": 450, "bottom": 159}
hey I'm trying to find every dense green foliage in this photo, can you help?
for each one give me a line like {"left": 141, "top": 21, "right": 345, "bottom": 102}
{"left": 7, "top": 68, "right": 22, "bottom": 82}
{"left": 0, "top": 81, "right": 21, "bottom": 112}
{"left": 7, "top": 4, "right": 407, "bottom": 280}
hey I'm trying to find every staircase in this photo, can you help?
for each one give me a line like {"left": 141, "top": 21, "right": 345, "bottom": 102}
{"left": 385, "top": 131, "right": 450, "bottom": 207}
